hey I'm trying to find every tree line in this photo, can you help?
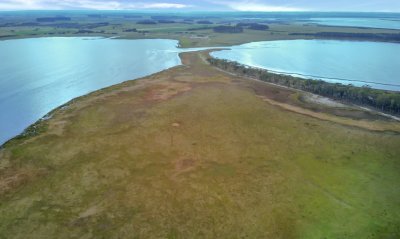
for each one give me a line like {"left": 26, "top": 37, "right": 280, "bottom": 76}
{"left": 213, "top": 25, "right": 244, "bottom": 33}
{"left": 290, "top": 32, "right": 400, "bottom": 42}
{"left": 236, "top": 23, "right": 269, "bottom": 30}
{"left": 207, "top": 57, "right": 400, "bottom": 115}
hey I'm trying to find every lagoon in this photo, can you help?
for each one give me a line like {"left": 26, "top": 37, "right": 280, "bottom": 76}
{"left": 309, "top": 17, "right": 400, "bottom": 30}
{"left": 211, "top": 40, "right": 400, "bottom": 92}
{"left": 0, "top": 37, "right": 183, "bottom": 145}
{"left": 1, "top": 37, "right": 400, "bottom": 145}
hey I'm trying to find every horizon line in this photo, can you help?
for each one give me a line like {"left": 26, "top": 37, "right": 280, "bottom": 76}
{"left": 1, "top": 10, "right": 400, "bottom": 13}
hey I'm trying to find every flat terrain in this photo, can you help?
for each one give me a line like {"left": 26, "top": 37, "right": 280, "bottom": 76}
{"left": 1, "top": 12, "right": 399, "bottom": 47}
{"left": 0, "top": 51, "right": 400, "bottom": 238}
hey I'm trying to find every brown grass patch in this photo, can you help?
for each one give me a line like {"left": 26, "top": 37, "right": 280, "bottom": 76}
{"left": 0, "top": 51, "right": 399, "bottom": 238}
{"left": 143, "top": 82, "right": 192, "bottom": 102}
{"left": 0, "top": 168, "right": 47, "bottom": 196}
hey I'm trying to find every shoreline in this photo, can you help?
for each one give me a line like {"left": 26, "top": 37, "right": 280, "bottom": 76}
{"left": 2, "top": 32, "right": 400, "bottom": 46}
{"left": 0, "top": 50, "right": 399, "bottom": 238}
{"left": 210, "top": 58, "right": 400, "bottom": 122}
{"left": 0, "top": 60, "right": 186, "bottom": 148}
{"left": 206, "top": 50, "right": 400, "bottom": 119}
{"left": 1, "top": 42, "right": 399, "bottom": 147}
{"left": 211, "top": 54, "right": 400, "bottom": 91}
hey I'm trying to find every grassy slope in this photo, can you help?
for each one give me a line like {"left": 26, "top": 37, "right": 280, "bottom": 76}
{"left": 0, "top": 51, "right": 399, "bottom": 238}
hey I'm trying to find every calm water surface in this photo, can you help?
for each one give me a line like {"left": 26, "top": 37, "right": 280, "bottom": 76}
{"left": 211, "top": 40, "right": 400, "bottom": 91}
{"left": 308, "top": 18, "right": 400, "bottom": 30}
{"left": 1, "top": 37, "right": 400, "bottom": 145}
{"left": 0, "top": 37, "right": 184, "bottom": 145}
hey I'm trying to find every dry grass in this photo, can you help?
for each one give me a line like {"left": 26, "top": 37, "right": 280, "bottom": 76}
{"left": 0, "top": 51, "right": 399, "bottom": 238}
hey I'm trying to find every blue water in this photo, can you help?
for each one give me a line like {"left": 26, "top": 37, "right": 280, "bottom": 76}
{"left": 211, "top": 40, "right": 400, "bottom": 91}
{"left": 308, "top": 18, "right": 400, "bottom": 30}
{"left": 0, "top": 37, "right": 186, "bottom": 145}
{"left": 1, "top": 37, "right": 400, "bottom": 145}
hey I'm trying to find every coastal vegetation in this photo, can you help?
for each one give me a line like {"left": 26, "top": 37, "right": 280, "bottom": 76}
{"left": 213, "top": 25, "right": 244, "bottom": 33}
{"left": 0, "top": 51, "right": 399, "bottom": 238}
{"left": 290, "top": 32, "right": 400, "bottom": 42}
{"left": 122, "top": 28, "right": 137, "bottom": 32}
{"left": 208, "top": 57, "right": 400, "bottom": 115}
{"left": 196, "top": 20, "right": 213, "bottom": 24}
{"left": 157, "top": 20, "right": 176, "bottom": 24}
{"left": 136, "top": 20, "right": 157, "bottom": 25}
{"left": 36, "top": 16, "right": 71, "bottom": 22}
{"left": 237, "top": 22, "right": 270, "bottom": 30}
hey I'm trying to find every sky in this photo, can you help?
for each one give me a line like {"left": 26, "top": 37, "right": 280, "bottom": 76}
{"left": 0, "top": 0, "right": 400, "bottom": 12}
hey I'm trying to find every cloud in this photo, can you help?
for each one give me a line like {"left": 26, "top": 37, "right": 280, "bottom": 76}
{"left": 59, "top": 0, "right": 122, "bottom": 10}
{"left": 0, "top": 0, "right": 49, "bottom": 10}
{"left": 1, "top": 0, "right": 397, "bottom": 12}
{"left": 140, "top": 3, "right": 189, "bottom": 9}
{"left": 208, "top": 0, "right": 305, "bottom": 11}
{"left": 0, "top": 0, "right": 191, "bottom": 10}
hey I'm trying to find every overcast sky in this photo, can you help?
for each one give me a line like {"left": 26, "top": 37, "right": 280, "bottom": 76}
{"left": 0, "top": 0, "right": 400, "bottom": 12}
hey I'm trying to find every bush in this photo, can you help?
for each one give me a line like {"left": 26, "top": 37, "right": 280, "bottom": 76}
{"left": 213, "top": 25, "right": 243, "bottom": 33}
{"left": 208, "top": 57, "right": 400, "bottom": 115}
{"left": 137, "top": 20, "right": 157, "bottom": 25}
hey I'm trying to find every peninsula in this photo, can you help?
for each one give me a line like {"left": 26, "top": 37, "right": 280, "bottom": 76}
{"left": 1, "top": 51, "right": 399, "bottom": 238}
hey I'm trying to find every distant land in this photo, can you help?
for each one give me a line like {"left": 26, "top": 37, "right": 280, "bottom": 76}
{"left": 1, "top": 11, "right": 400, "bottom": 47}
{"left": 0, "top": 11, "right": 400, "bottom": 239}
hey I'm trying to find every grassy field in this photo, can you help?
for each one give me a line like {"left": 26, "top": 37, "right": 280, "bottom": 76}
{"left": 0, "top": 51, "right": 399, "bottom": 238}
